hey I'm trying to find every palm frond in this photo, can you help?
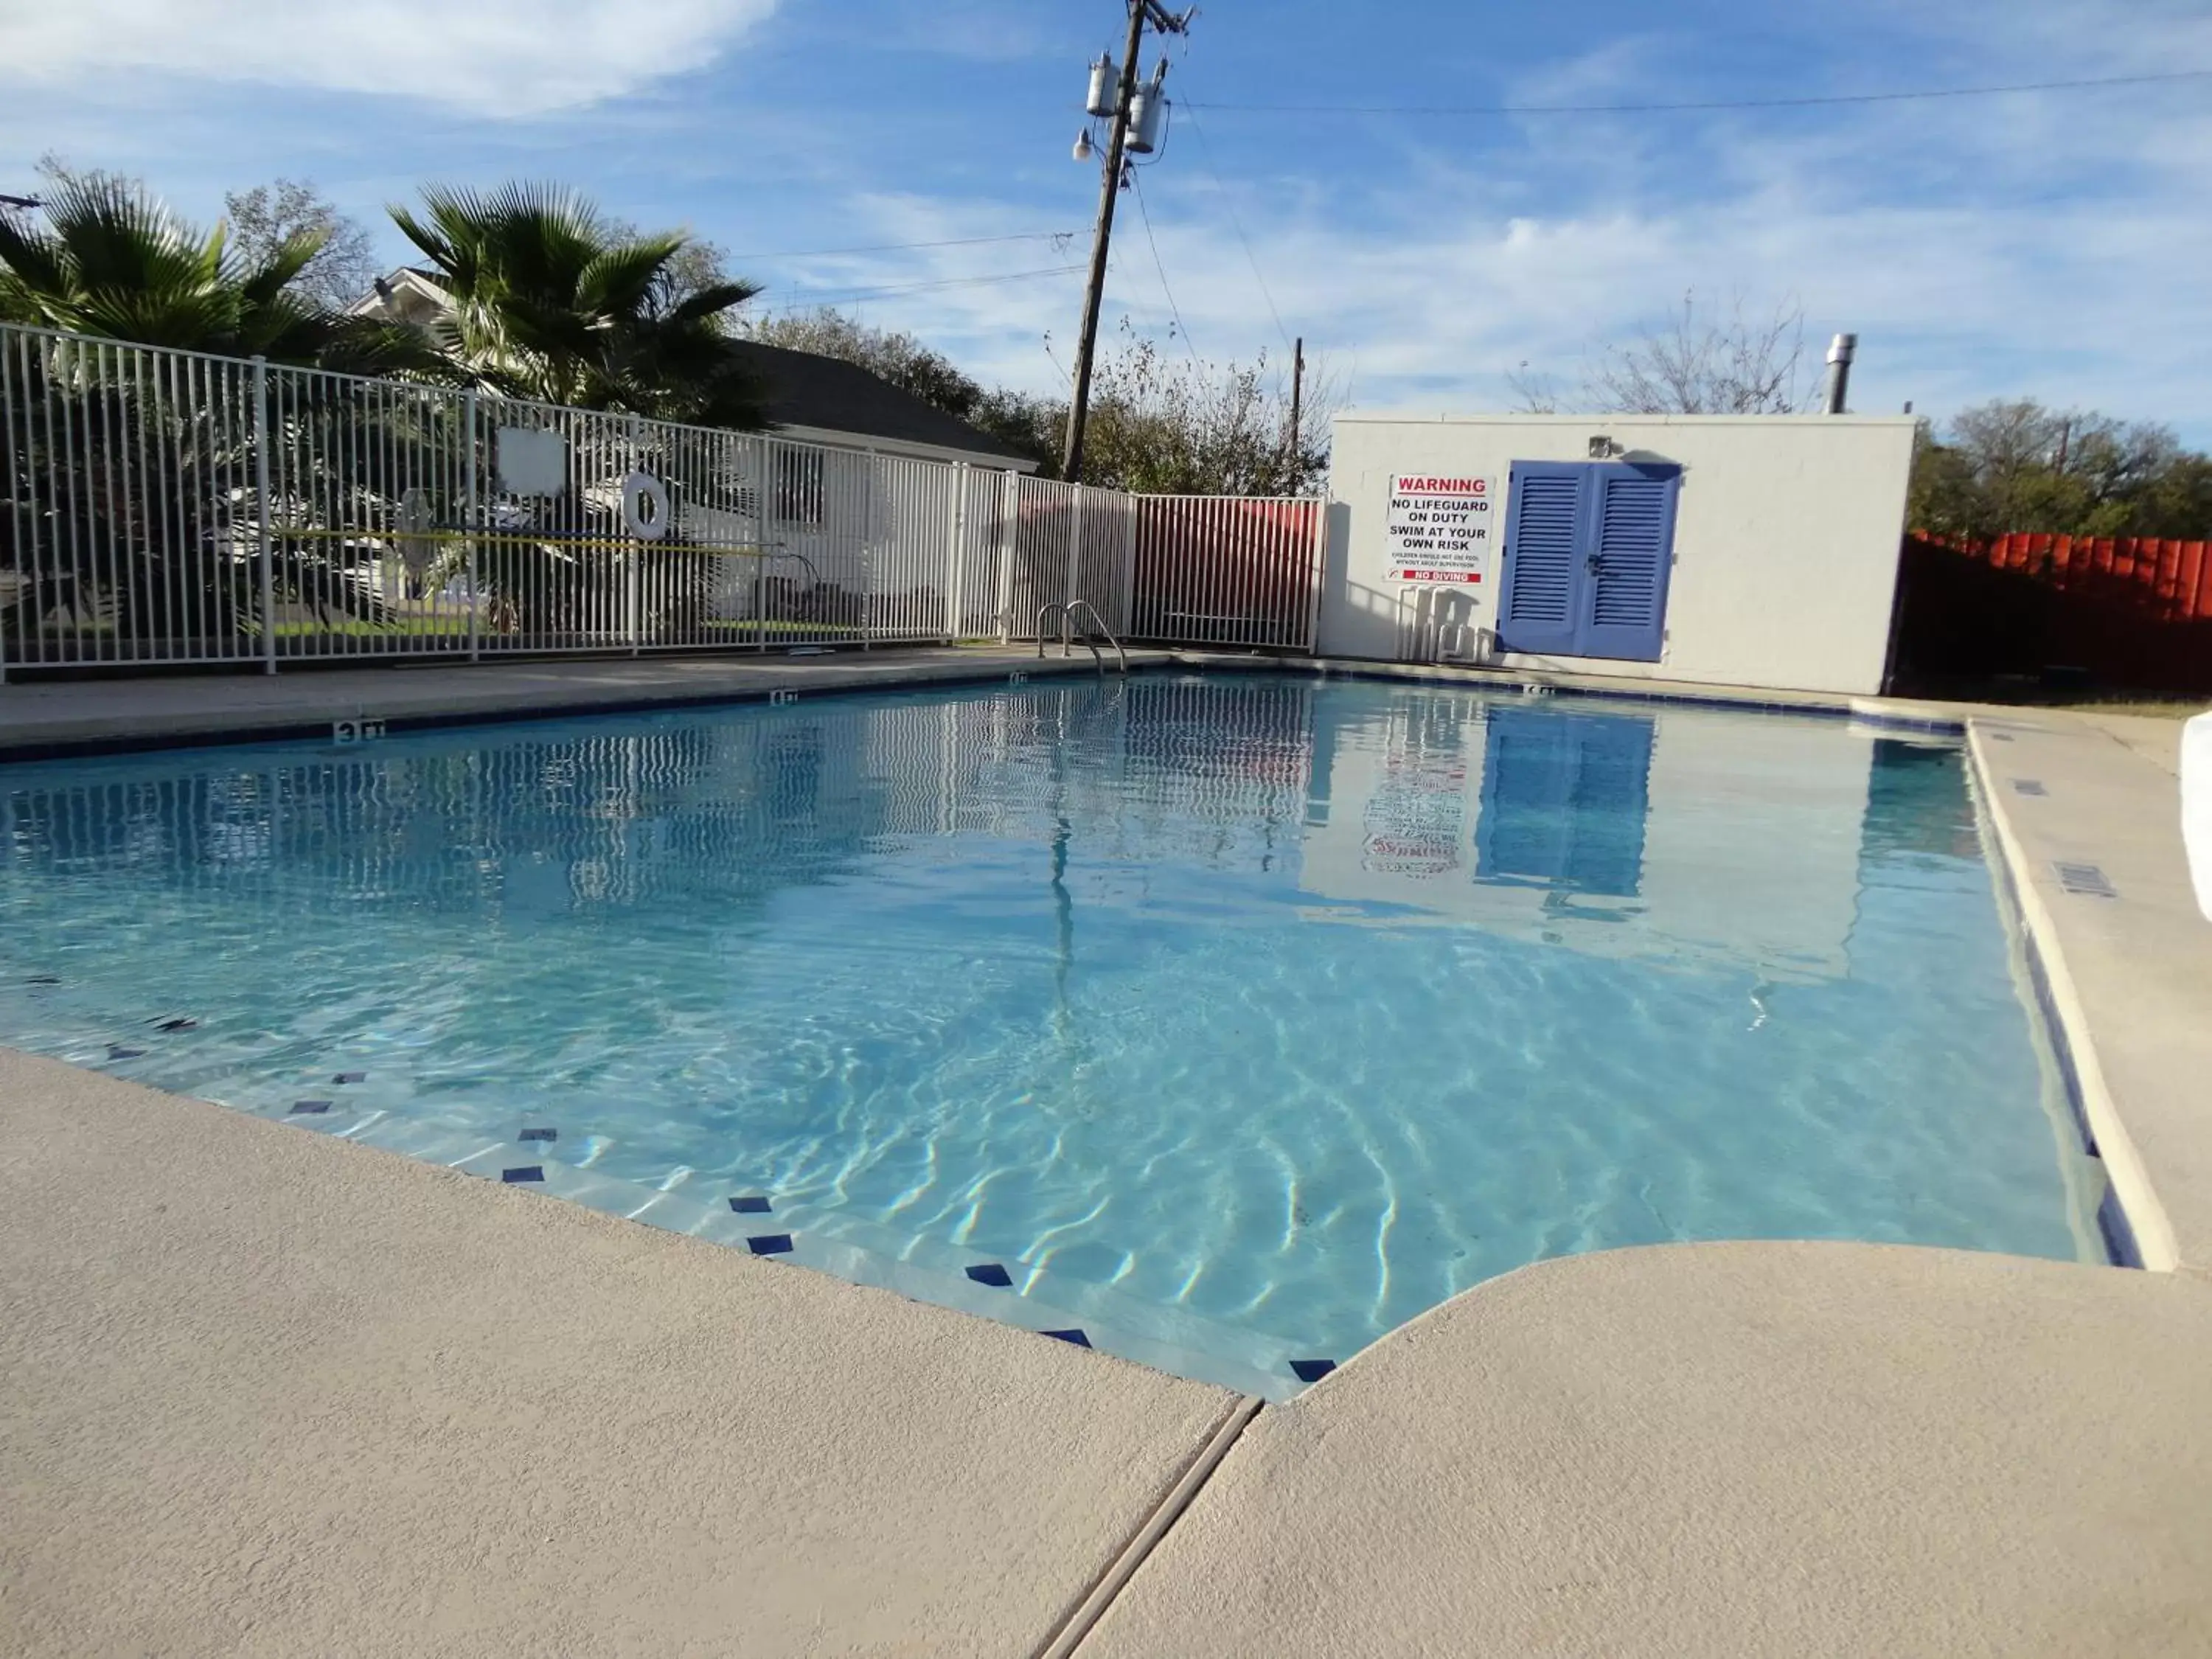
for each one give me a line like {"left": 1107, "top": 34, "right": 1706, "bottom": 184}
{"left": 66, "top": 282, "right": 239, "bottom": 349}
{"left": 234, "top": 226, "right": 330, "bottom": 308}
{"left": 664, "top": 279, "right": 764, "bottom": 327}
{"left": 0, "top": 215, "right": 71, "bottom": 301}
{"left": 44, "top": 175, "right": 223, "bottom": 300}
{"left": 574, "top": 237, "right": 685, "bottom": 316}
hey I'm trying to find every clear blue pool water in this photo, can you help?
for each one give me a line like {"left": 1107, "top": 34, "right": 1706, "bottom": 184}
{"left": 0, "top": 674, "right": 2098, "bottom": 1391}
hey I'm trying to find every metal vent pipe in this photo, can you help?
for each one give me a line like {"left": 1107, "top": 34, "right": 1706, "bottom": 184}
{"left": 1823, "top": 333, "right": 1857, "bottom": 415}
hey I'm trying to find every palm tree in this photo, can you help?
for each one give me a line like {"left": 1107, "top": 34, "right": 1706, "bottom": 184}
{"left": 0, "top": 174, "right": 417, "bottom": 369}
{"left": 389, "top": 183, "right": 768, "bottom": 429}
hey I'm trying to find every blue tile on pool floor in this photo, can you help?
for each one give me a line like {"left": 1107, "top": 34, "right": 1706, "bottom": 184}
{"left": 1041, "top": 1328, "right": 1091, "bottom": 1348}
{"left": 289, "top": 1100, "right": 332, "bottom": 1115}
{"left": 501, "top": 1165, "right": 544, "bottom": 1183}
{"left": 965, "top": 1263, "right": 1014, "bottom": 1288}
{"left": 518, "top": 1127, "right": 557, "bottom": 1143}
{"left": 747, "top": 1233, "right": 794, "bottom": 1255}
{"left": 728, "top": 1194, "right": 772, "bottom": 1214}
{"left": 1289, "top": 1358, "right": 1338, "bottom": 1383}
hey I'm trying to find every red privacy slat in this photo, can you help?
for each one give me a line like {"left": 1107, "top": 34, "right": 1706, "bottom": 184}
{"left": 1933, "top": 532, "right": 2212, "bottom": 623}
{"left": 2183, "top": 540, "right": 2212, "bottom": 621}
{"left": 2153, "top": 540, "right": 2180, "bottom": 606}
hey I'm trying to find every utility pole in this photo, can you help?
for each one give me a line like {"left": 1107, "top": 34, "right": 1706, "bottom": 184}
{"left": 1289, "top": 335, "right": 1304, "bottom": 453}
{"left": 1061, "top": 1, "right": 1189, "bottom": 484}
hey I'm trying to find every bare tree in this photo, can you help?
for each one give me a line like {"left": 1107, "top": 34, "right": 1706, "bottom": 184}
{"left": 223, "top": 179, "right": 380, "bottom": 313}
{"left": 35, "top": 152, "right": 142, "bottom": 197}
{"left": 1504, "top": 361, "right": 1565, "bottom": 414}
{"left": 1077, "top": 323, "right": 1339, "bottom": 496}
{"left": 1512, "top": 292, "right": 1814, "bottom": 415}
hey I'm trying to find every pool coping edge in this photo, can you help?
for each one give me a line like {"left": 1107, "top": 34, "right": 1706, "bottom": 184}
{"left": 0, "top": 649, "right": 1973, "bottom": 764}
{"left": 1964, "top": 720, "right": 2181, "bottom": 1274}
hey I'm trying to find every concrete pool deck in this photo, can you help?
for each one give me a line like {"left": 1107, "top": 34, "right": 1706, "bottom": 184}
{"left": 0, "top": 646, "right": 1181, "bottom": 759}
{"left": 0, "top": 1050, "right": 1253, "bottom": 1658}
{"left": 4, "top": 654, "right": 2211, "bottom": 1654}
{"left": 0, "top": 645, "right": 1983, "bottom": 761}
{"left": 7, "top": 1056, "right": 2211, "bottom": 1658}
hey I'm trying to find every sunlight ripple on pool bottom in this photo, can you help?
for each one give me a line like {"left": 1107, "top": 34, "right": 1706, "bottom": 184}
{"left": 0, "top": 675, "right": 2099, "bottom": 1386}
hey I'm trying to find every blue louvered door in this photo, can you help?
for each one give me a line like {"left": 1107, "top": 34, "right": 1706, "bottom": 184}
{"left": 1581, "top": 465, "right": 1679, "bottom": 661}
{"left": 1495, "top": 462, "right": 1587, "bottom": 655}
{"left": 1498, "top": 461, "right": 1679, "bottom": 662}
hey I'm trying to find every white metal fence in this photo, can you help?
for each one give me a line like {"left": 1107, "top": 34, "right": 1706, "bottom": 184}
{"left": 0, "top": 321, "right": 1322, "bottom": 678}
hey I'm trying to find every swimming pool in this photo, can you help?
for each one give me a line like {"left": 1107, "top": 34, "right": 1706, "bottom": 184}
{"left": 0, "top": 674, "right": 2101, "bottom": 1394}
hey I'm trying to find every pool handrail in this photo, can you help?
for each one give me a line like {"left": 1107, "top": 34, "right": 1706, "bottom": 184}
{"left": 1033, "top": 600, "right": 1127, "bottom": 675}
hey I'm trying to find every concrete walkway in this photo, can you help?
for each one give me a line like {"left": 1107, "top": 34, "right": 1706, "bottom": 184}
{"left": 0, "top": 1051, "right": 1245, "bottom": 1659}
{"left": 0, "top": 647, "right": 1168, "bottom": 759}
{"left": 1085, "top": 1242, "right": 2212, "bottom": 1658}
{"left": 8, "top": 1054, "right": 2210, "bottom": 1658}
{"left": 0, "top": 645, "right": 1992, "bottom": 765}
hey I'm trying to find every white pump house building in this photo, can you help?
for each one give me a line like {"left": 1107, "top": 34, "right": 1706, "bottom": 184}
{"left": 1315, "top": 348, "right": 1918, "bottom": 697}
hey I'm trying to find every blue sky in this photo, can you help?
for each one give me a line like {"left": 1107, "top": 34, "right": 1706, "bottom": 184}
{"left": 5, "top": 0, "right": 2209, "bottom": 440}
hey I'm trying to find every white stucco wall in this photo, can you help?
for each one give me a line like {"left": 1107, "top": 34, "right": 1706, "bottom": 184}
{"left": 1318, "top": 413, "right": 1919, "bottom": 695}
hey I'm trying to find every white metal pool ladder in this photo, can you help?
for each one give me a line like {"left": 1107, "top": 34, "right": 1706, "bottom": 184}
{"left": 1034, "top": 599, "right": 1128, "bottom": 676}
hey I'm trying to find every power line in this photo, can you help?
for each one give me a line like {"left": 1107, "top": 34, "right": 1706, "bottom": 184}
{"left": 756, "top": 263, "right": 1086, "bottom": 313}
{"left": 1183, "top": 66, "right": 2212, "bottom": 117}
{"left": 1128, "top": 170, "right": 1200, "bottom": 365}
{"left": 726, "top": 229, "right": 1078, "bottom": 261}
{"left": 1178, "top": 102, "right": 1292, "bottom": 355}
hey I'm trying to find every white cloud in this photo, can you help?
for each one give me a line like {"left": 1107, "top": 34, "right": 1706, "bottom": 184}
{"left": 816, "top": 64, "right": 2212, "bottom": 445}
{"left": 0, "top": 0, "right": 779, "bottom": 116}
{"left": 806, "top": 0, "right": 2212, "bottom": 439}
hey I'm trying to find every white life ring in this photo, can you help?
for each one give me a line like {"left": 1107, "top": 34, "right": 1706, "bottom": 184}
{"left": 621, "top": 470, "right": 670, "bottom": 540}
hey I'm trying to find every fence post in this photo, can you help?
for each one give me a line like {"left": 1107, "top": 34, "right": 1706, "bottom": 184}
{"left": 945, "top": 463, "right": 970, "bottom": 644}
{"left": 626, "top": 415, "right": 643, "bottom": 655}
{"left": 754, "top": 435, "right": 773, "bottom": 653}
{"left": 863, "top": 453, "right": 886, "bottom": 650}
{"left": 996, "top": 472, "right": 1018, "bottom": 643}
{"left": 1119, "top": 493, "right": 1138, "bottom": 639}
{"left": 1066, "top": 487, "right": 1085, "bottom": 610}
{"left": 464, "top": 387, "right": 480, "bottom": 664}
{"left": 251, "top": 355, "right": 278, "bottom": 676}
{"left": 1301, "top": 496, "right": 1328, "bottom": 655}
{"left": 626, "top": 542, "right": 641, "bottom": 656}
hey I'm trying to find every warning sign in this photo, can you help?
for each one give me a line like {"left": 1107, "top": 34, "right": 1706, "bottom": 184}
{"left": 1385, "top": 473, "right": 1492, "bottom": 585}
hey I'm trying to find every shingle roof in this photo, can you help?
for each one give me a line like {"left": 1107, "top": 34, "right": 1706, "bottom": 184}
{"left": 726, "top": 340, "right": 1035, "bottom": 467}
